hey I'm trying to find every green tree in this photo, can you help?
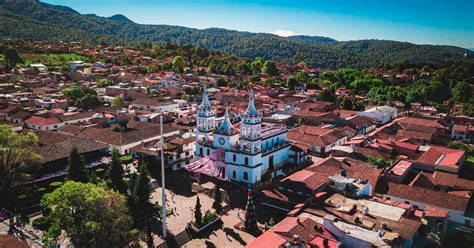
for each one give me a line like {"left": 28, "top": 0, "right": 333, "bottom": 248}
{"left": 237, "top": 62, "right": 251, "bottom": 75}
{"left": 212, "top": 183, "right": 222, "bottom": 213}
{"left": 250, "top": 57, "right": 264, "bottom": 75}
{"left": 67, "top": 147, "right": 88, "bottom": 183}
{"left": 367, "top": 156, "right": 387, "bottom": 169}
{"left": 62, "top": 85, "right": 85, "bottom": 104}
{"left": 172, "top": 55, "right": 185, "bottom": 73}
{"left": 286, "top": 76, "right": 298, "bottom": 90}
{"left": 0, "top": 125, "right": 41, "bottom": 210}
{"left": 320, "top": 89, "right": 336, "bottom": 102}
{"left": 111, "top": 96, "right": 126, "bottom": 108}
{"left": 194, "top": 195, "right": 203, "bottom": 226}
{"left": 130, "top": 163, "right": 152, "bottom": 217}
{"left": 41, "top": 182, "right": 135, "bottom": 247}
{"left": 295, "top": 72, "right": 309, "bottom": 84}
{"left": 262, "top": 60, "right": 279, "bottom": 76}
{"left": 4, "top": 47, "right": 23, "bottom": 70}
{"left": 340, "top": 97, "right": 354, "bottom": 110}
{"left": 78, "top": 94, "right": 101, "bottom": 110}
{"left": 452, "top": 81, "right": 471, "bottom": 103}
{"left": 108, "top": 149, "right": 128, "bottom": 195}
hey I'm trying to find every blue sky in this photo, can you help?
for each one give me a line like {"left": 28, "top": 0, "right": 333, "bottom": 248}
{"left": 43, "top": 0, "right": 474, "bottom": 48}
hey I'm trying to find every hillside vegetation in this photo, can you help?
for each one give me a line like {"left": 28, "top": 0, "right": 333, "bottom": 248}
{"left": 0, "top": 0, "right": 472, "bottom": 69}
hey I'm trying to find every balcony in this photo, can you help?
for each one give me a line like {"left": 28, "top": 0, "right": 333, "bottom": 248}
{"left": 262, "top": 141, "right": 290, "bottom": 155}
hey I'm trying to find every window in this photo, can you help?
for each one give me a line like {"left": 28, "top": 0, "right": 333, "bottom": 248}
{"left": 199, "top": 148, "right": 203, "bottom": 155}
{"left": 207, "top": 149, "right": 210, "bottom": 155}
{"left": 245, "top": 157, "right": 249, "bottom": 166}
{"left": 233, "top": 171, "right": 236, "bottom": 179}
{"left": 185, "top": 152, "right": 189, "bottom": 156}
{"left": 243, "top": 172, "right": 248, "bottom": 180}
{"left": 233, "top": 154, "right": 236, "bottom": 162}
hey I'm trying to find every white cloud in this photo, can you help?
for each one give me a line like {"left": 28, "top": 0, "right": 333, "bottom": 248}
{"left": 273, "top": 29, "right": 297, "bottom": 37}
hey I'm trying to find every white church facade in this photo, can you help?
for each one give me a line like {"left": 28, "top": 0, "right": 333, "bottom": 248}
{"left": 195, "top": 88, "right": 291, "bottom": 186}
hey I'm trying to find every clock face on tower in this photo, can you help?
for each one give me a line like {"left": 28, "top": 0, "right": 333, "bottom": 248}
{"left": 219, "top": 137, "right": 225, "bottom": 145}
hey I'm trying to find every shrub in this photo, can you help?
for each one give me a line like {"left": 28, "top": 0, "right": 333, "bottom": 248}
{"left": 120, "top": 155, "right": 133, "bottom": 164}
{"left": 49, "top": 182, "right": 63, "bottom": 188}
{"left": 32, "top": 216, "right": 51, "bottom": 231}
{"left": 198, "top": 211, "right": 218, "bottom": 227}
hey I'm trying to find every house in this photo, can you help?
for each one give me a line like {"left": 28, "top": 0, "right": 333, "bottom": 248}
{"left": 31, "top": 130, "right": 109, "bottom": 173}
{"left": 297, "top": 101, "right": 337, "bottom": 112}
{"left": 263, "top": 157, "right": 382, "bottom": 211}
{"left": 384, "top": 160, "right": 414, "bottom": 183}
{"left": 131, "top": 97, "right": 180, "bottom": 112}
{"left": 259, "top": 191, "right": 422, "bottom": 248}
{"left": 395, "top": 117, "right": 449, "bottom": 145}
{"left": 341, "top": 115, "right": 377, "bottom": 135}
{"left": 358, "top": 106, "right": 397, "bottom": 125}
{"left": 246, "top": 216, "right": 342, "bottom": 248}
{"left": 377, "top": 182, "right": 472, "bottom": 226}
{"left": 327, "top": 173, "right": 372, "bottom": 198}
{"left": 25, "top": 111, "right": 96, "bottom": 131}
{"left": 63, "top": 122, "right": 181, "bottom": 155}
{"left": 414, "top": 146, "right": 465, "bottom": 173}
{"left": 131, "top": 136, "right": 195, "bottom": 171}
{"left": 287, "top": 125, "right": 349, "bottom": 156}
{"left": 452, "top": 124, "right": 474, "bottom": 143}
{"left": 69, "top": 60, "right": 85, "bottom": 71}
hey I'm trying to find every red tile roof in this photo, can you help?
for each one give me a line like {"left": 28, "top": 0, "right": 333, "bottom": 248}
{"left": 25, "top": 116, "right": 61, "bottom": 126}
{"left": 246, "top": 217, "right": 340, "bottom": 248}
{"left": 397, "top": 117, "right": 445, "bottom": 129}
{"left": 416, "top": 146, "right": 465, "bottom": 168}
{"left": 381, "top": 182, "right": 470, "bottom": 212}
{"left": 425, "top": 206, "right": 449, "bottom": 218}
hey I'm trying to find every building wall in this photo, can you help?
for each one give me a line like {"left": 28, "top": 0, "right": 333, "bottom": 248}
{"left": 131, "top": 103, "right": 179, "bottom": 112}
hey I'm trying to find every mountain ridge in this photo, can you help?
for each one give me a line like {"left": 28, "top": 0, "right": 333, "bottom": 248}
{"left": 1, "top": 0, "right": 472, "bottom": 69}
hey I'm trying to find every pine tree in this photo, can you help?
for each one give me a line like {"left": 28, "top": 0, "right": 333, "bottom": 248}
{"left": 108, "top": 149, "right": 128, "bottom": 194}
{"left": 244, "top": 190, "right": 257, "bottom": 232}
{"left": 194, "top": 195, "right": 202, "bottom": 226}
{"left": 132, "top": 163, "right": 152, "bottom": 215}
{"left": 212, "top": 182, "right": 222, "bottom": 213}
{"left": 67, "top": 147, "right": 88, "bottom": 182}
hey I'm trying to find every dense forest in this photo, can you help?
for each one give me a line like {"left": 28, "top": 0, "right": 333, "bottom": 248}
{"left": 0, "top": 0, "right": 473, "bottom": 69}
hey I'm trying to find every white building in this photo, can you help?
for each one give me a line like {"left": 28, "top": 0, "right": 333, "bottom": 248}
{"left": 195, "top": 88, "right": 292, "bottom": 186}
{"left": 358, "top": 106, "right": 397, "bottom": 125}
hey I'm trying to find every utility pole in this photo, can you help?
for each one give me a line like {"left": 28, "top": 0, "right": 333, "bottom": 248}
{"left": 160, "top": 113, "right": 167, "bottom": 238}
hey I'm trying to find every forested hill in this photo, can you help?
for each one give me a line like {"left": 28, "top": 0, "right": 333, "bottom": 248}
{"left": 1, "top": 0, "right": 472, "bottom": 69}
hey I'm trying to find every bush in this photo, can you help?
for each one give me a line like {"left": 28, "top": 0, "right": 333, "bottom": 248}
{"left": 49, "top": 182, "right": 63, "bottom": 188}
{"left": 32, "top": 216, "right": 51, "bottom": 231}
{"left": 120, "top": 155, "right": 133, "bottom": 164}
{"left": 95, "top": 168, "right": 105, "bottom": 174}
{"left": 37, "top": 187, "right": 46, "bottom": 193}
{"left": 198, "top": 210, "right": 218, "bottom": 228}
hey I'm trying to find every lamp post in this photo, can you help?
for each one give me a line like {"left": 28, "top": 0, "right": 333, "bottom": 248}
{"left": 160, "top": 113, "right": 166, "bottom": 238}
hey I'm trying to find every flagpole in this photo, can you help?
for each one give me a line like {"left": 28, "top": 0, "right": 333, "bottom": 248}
{"left": 160, "top": 112, "right": 166, "bottom": 238}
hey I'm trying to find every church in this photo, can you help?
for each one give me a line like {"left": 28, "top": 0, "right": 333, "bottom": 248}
{"left": 195, "top": 88, "right": 291, "bottom": 186}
